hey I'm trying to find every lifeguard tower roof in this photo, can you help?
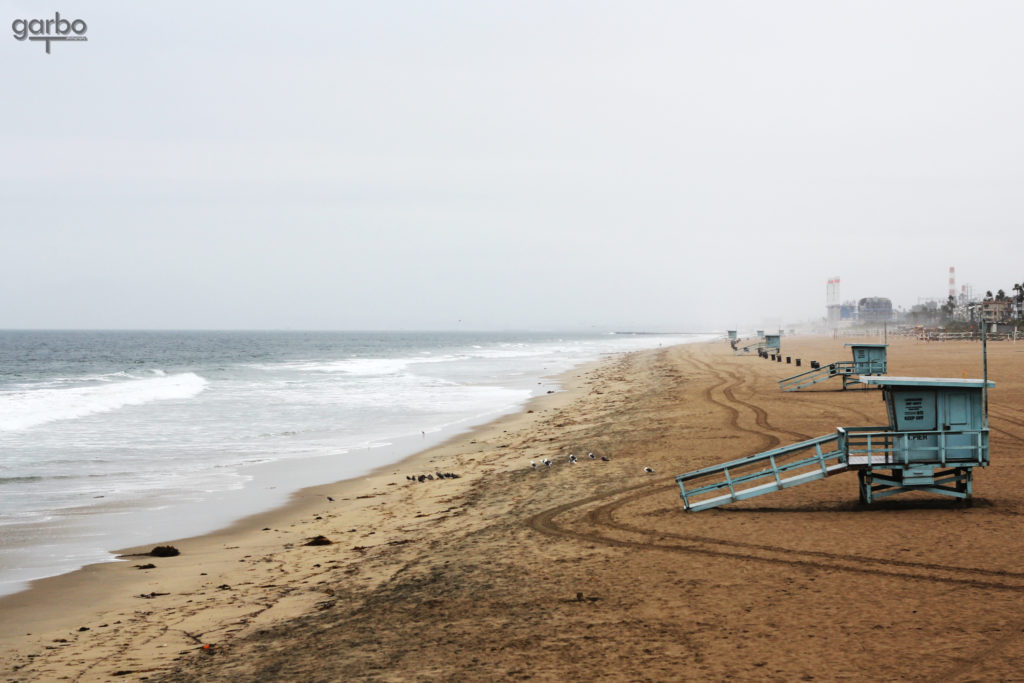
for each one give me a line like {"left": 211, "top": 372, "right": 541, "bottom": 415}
{"left": 844, "top": 343, "right": 887, "bottom": 348}
{"left": 859, "top": 376, "right": 994, "bottom": 389}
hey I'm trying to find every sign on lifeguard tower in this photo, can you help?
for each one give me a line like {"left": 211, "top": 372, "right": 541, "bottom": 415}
{"left": 779, "top": 343, "right": 887, "bottom": 391}
{"left": 675, "top": 376, "right": 993, "bottom": 511}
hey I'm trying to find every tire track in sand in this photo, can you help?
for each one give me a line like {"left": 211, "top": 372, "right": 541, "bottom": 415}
{"left": 686, "top": 355, "right": 785, "bottom": 452}
{"left": 718, "top": 368, "right": 810, "bottom": 442}
{"left": 986, "top": 408, "right": 1024, "bottom": 445}
{"left": 527, "top": 481, "right": 1024, "bottom": 593}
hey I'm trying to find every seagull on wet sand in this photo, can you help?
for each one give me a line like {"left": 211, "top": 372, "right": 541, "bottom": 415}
{"left": 643, "top": 466, "right": 655, "bottom": 474}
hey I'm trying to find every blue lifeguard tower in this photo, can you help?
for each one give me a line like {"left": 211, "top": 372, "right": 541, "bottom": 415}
{"left": 779, "top": 343, "right": 887, "bottom": 391}
{"left": 763, "top": 334, "right": 781, "bottom": 355}
{"left": 727, "top": 330, "right": 738, "bottom": 341}
{"left": 675, "top": 376, "right": 993, "bottom": 511}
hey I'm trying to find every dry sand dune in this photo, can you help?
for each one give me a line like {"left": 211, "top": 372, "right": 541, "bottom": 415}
{"left": 4, "top": 336, "right": 1024, "bottom": 681}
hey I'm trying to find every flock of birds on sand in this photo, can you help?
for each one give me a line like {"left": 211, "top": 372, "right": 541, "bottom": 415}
{"left": 404, "top": 454, "right": 657, "bottom": 484}
{"left": 529, "top": 452, "right": 655, "bottom": 474}
{"left": 406, "top": 472, "right": 461, "bottom": 483}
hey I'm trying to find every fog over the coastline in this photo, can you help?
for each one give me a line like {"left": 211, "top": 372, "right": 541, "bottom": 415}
{"left": 4, "top": 1, "right": 1023, "bottom": 331}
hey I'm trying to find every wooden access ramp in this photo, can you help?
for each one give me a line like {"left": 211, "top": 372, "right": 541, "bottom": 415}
{"left": 675, "top": 434, "right": 848, "bottom": 511}
{"left": 779, "top": 361, "right": 859, "bottom": 391}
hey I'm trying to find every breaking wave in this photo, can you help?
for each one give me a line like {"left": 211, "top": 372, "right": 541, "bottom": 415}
{"left": 0, "top": 372, "right": 208, "bottom": 432}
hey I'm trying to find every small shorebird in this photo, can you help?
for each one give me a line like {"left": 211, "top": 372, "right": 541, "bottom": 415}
{"left": 601, "top": 456, "right": 610, "bottom": 461}
{"left": 542, "top": 458, "right": 552, "bottom": 467}
{"left": 643, "top": 467, "right": 655, "bottom": 474}
{"left": 530, "top": 461, "right": 537, "bottom": 469}
{"left": 588, "top": 452, "right": 595, "bottom": 459}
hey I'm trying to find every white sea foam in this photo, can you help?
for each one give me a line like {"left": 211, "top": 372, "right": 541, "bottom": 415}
{"left": 0, "top": 372, "right": 208, "bottom": 432}
{"left": 249, "top": 355, "right": 467, "bottom": 376}
{"left": 7, "top": 369, "right": 173, "bottom": 391}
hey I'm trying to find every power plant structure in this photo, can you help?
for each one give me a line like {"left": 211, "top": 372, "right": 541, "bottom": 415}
{"left": 826, "top": 277, "right": 841, "bottom": 329}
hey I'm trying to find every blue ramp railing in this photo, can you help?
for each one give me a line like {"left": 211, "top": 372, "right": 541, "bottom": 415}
{"left": 676, "top": 433, "right": 847, "bottom": 511}
{"left": 779, "top": 362, "right": 854, "bottom": 391}
{"left": 841, "top": 426, "right": 989, "bottom": 468}
{"left": 779, "top": 359, "right": 887, "bottom": 391}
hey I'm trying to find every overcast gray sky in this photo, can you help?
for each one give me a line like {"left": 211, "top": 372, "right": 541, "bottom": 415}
{"left": 3, "top": 1, "right": 1023, "bottom": 331}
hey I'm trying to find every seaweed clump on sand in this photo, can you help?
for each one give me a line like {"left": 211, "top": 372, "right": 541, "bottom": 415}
{"left": 149, "top": 545, "right": 180, "bottom": 557}
{"left": 305, "top": 535, "right": 333, "bottom": 546}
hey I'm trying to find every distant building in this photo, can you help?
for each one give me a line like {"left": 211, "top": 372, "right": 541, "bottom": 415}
{"left": 858, "top": 297, "right": 893, "bottom": 323}
{"left": 981, "top": 298, "right": 1013, "bottom": 324}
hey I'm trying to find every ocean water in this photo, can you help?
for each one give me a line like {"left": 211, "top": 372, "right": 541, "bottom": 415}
{"left": 0, "top": 330, "right": 707, "bottom": 597}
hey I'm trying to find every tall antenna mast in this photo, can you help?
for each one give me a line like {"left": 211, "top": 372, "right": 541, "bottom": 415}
{"left": 983, "top": 316, "right": 989, "bottom": 427}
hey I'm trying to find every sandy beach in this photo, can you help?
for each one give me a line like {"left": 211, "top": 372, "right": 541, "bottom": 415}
{"left": 3, "top": 335, "right": 1024, "bottom": 681}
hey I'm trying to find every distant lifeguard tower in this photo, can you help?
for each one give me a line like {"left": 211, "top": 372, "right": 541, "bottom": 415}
{"left": 676, "top": 376, "right": 993, "bottom": 511}
{"left": 779, "top": 344, "right": 887, "bottom": 391}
